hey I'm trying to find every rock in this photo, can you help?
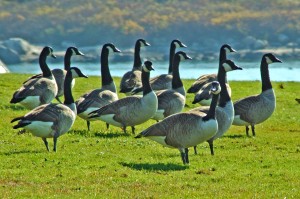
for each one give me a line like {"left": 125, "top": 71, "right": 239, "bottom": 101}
{"left": 0, "top": 37, "right": 32, "bottom": 55}
{"left": 0, "top": 58, "right": 9, "bottom": 73}
{"left": 0, "top": 45, "right": 21, "bottom": 64}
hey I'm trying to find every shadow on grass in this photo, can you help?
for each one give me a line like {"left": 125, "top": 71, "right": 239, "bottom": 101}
{"left": 70, "top": 129, "right": 131, "bottom": 138}
{"left": 1, "top": 104, "right": 26, "bottom": 111}
{"left": 120, "top": 162, "right": 188, "bottom": 171}
{"left": 223, "top": 134, "right": 245, "bottom": 139}
{"left": 1, "top": 149, "right": 43, "bottom": 156}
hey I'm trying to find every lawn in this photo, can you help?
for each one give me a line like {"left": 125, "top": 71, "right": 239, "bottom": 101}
{"left": 0, "top": 73, "right": 299, "bottom": 198}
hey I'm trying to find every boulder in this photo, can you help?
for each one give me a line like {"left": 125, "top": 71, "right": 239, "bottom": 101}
{"left": 0, "top": 37, "right": 32, "bottom": 55}
{"left": 0, "top": 58, "right": 9, "bottom": 73}
{"left": 0, "top": 45, "right": 21, "bottom": 64}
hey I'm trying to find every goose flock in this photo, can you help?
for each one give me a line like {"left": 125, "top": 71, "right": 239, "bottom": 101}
{"left": 9, "top": 39, "right": 282, "bottom": 165}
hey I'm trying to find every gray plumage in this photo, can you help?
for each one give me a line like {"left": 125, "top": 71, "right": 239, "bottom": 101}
{"left": 11, "top": 67, "right": 88, "bottom": 152}
{"left": 135, "top": 81, "right": 221, "bottom": 165}
{"left": 232, "top": 53, "right": 282, "bottom": 136}
{"left": 10, "top": 46, "right": 58, "bottom": 109}
{"left": 89, "top": 61, "right": 157, "bottom": 134}
{"left": 119, "top": 39, "right": 150, "bottom": 95}
{"left": 190, "top": 60, "right": 242, "bottom": 155}
{"left": 76, "top": 43, "right": 121, "bottom": 131}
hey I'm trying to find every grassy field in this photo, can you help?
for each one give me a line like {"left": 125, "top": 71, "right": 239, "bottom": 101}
{"left": 0, "top": 73, "right": 299, "bottom": 198}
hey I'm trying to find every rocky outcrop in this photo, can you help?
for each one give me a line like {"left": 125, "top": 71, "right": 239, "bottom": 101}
{"left": 0, "top": 58, "right": 9, "bottom": 73}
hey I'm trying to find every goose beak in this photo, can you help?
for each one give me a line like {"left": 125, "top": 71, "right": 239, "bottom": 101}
{"left": 77, "top": 51, "right": 85, "bottom": 56}
{"left": 51, "top": 54, "right": 57, "bottom": 59}
{"left": 275, "top": 58, "right": 283, "bottom": 63}
{"left": 115, "top": 47, "right": 121, "bottom": 53}
{"left": 231, "top": 48, "right": 237, "bottom": 53}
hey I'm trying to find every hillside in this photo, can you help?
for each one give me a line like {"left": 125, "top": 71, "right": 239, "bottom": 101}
{"left": 1, "top": 0, "right": 300, "bottom": 52}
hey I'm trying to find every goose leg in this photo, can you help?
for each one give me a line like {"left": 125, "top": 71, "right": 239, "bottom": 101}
{"left": 193, "top": 145, "right": 198, "bottom": 155}
{"left": 87, "top": 121, "right": 90, "bottom": 131}
{"left": 55, "top": 96, "right": 63, "bottom": 104}
{"left": 251, "top": 125, "right": 256, "bottom": 136}
{"left": 42, "top": 138, "right": 49, "bottom": 151}
{"left": 185, "top": 148, "right": 190, "bottom": 164}
{"left": 245, "top": 126, "right": 250, "bottom": 137}
{"left": 131, "top": 126, "right": 135, "bottom": 134}
{"left": 122, "top": 126, "right": 127, "bottom": 134}
{"left": 106, "top": 123, "right": 110, "bottom": 130}
{"left": 208, "top": 140, "right": 214, "bottom": 156}
{"left": 53, "top": 135, "right": 59, "bottom": 152}
{"left": 179, "top": 148, "right": 186, "bottom": 164}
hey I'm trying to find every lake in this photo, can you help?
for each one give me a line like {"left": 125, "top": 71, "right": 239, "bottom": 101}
{"left": 6, "top": 60, "right": 300, "bottom": 82}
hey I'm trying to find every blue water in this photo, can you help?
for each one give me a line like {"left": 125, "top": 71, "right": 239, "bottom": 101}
{"left": 7, "top": 60, "right": 300, "bottom": 82}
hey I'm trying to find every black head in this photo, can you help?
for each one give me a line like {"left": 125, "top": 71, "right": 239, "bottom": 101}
{"left": 263, "top": 53, "right": 282, "bottom": 64}
{"left": 66, "top": 46, "right": 84, "bottom": 56}
{"left": 137, "top": 38, "right": 151, "bottom": 47}
{"left": 221, "top": 44, "right": 236, "bottom": 53}
{"left": 103, "top": 43, "right": 121, "bottom": 53}
{"left": 142, "top": 61, "right": 154, "bottom": 72}
{"left": 172, "top": 39, "right": 187, "bottom": 48}
{"left": 69, "top": 67, "right": 88, "bottom": 78}
{"left": 210, "top": 81, "right": 221, "bottom": 95}
{"left": 222, "top": 59, "right": 242, "bottom": 72}
{"left": 42, "top": 46, "right": 56, "bottom": 58}
{"left": 174, "top": 51, "right": 192, "bottom": 61}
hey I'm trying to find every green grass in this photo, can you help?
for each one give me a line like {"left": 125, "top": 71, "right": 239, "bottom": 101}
{"left": 0, "top": 73, "right": 299, "bottom": 198}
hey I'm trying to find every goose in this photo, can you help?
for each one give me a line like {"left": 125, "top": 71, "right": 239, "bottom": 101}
{"left": 187, "top": 44, "right": 236, "bottom": 94}
{"left": 76, "top": 43, "right": 121, "bottom": 131}
{"left": 190, "top": 60, "right": 242, "bottom": 155}
{"left": 232, "top": 53, "right": 282, "bottom": 136}
{"left": 89, "top": 61, "right": 157, "bottom": 134}
{"left": 10, "top": 46, "right": 58, "bottom": 109}
{"left": 131, "top": 39, "right": 187, "bottom": 94}
{"left": 24, "top": 47, "right": 84, "bottom": 103}
{"left": 119, "top": 39, "right": 150, "bottom": 95}
{"left": 152, "top": 51, "right": 192, "bottom": 122}
{"left": 11, "top": 67, "right": 88, "bottom": 152}
{"left": 135, "top": 81, "right": 221, "bottom": 165}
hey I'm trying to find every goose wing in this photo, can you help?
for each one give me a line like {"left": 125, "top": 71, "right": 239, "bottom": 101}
{"left": 234, "top": 95, "right": 260, "bottom": 121}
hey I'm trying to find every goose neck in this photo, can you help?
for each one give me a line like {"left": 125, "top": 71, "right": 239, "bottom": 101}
{"left": 101, "top": 49, "right": 114, "bottom": 89}
{"left": 64, "top": 51, "right": 72, "bottom": 70}
{"left": 172, "top": 56, "right": 183, "bottom": 90}
{"left": 64, "top": 72, "right": 75, "bottom": 107}
{"left": 133, "top": 43, "right": 142, "bottom": 71}
{"left": 39, "top": 53, "right": 52, "bottom": 78}
{"left": 217, "top": 66, "right": 230, "bottom": 106}
{"left": 261, "top": 58, "right": 272, "bottom": 91}
{"left": 142, "top": 70, "right": 152, "bottom": 96}
{"left": 203, "top": 92, "right": 219, "bottom": 121}
{"left": 168, "top": 44, "right": 176, "bottom": 74}
{"left": 219, "top": 48, "right": 227, "bottom": 64}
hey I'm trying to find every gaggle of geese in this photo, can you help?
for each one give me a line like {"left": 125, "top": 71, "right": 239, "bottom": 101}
{"left": 9, "top": 39, "right": 282, "bottom": 165}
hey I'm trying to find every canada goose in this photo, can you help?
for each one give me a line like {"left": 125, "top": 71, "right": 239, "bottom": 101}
{"left": 119, "top": 39, "right": 150, "bottom": 95}
{"left": 89, "top": 61, "right": 157, "bottom": 134}
{"left": 190, "top": 60, "right": 242, "bottom": 155}
{"left": 11, "top": 67, "right": 88, "bottom": 152}
{"left": 152, "top": 51, "right": 192, "bottom": 122}
{"left": 135, "top": 81, "right": 221, "bottom": 165}
{"left": 232, "top": 53, "right": 282, "bottom": 136}
{"left": 52, "top": 47, "right": 84, "bottom": 103}
{"left": 187, "top": 44, "right": 236, "bottom": 94}
{"left": 10, "top": 46, "right": 58, "bottom": 109}
{"left": 131, "top": 39, "right": 187, "bottom": 94}
{"left": 192, "top": 82, "right": 231, "bottom": 106}
{"left": 24, "top": 47, "right": 85, "bottom": 103}
{"left": 76, "top": 43, "right": 121, "bottom": 131}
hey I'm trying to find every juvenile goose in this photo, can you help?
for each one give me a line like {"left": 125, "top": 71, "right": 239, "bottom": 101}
{"left": 119, "top": 39, "right": 150, "bottom": 95}
{"left": 10, "top": 46, "right": 58, "bottom": 109}
{"left": 135, "top": 81, "right": 221, "bottom": 165}
{"left": 232, "top": 53, "right": 282, "bottom": 136}
{"left": 76, "top": 43, "right": 121, "bottom": 131}
{"left": 25, "top": 47, "right": 84, "bottom": 103}
{"left": 131, "top": 39, "right": 187, "bottom": 94}
{"left": 190, "top": 60, "right": 242, "bottom": 155}
{"left": 152, "top": 51, "right": 192, "bottom": 122}
{"left": 89, "top": 61, "right": 157, "bottom": 134}
{"left": 187, "top": 44, "right": 235, "bottom": 94}
{"left": 11, "top": 67, "right": 88, "bottom": 152}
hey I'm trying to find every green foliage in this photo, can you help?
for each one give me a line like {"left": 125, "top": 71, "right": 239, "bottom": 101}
{"left": 0, "top": 72, "right": 299, "bottom": 198}
{"left": 0, "top": 0, "right": 299, "bottom": 46}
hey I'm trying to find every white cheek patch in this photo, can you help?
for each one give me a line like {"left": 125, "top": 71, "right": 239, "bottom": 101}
{"left": 265, "top": 56, "right": 272, "bottom": 64}
{"left": 143, "top": 65, "right": 150, "bottom": 72}
{"left": 71, "top": 48, "right": 76, "bottom": 55}
{"left": 223, "top": 63, "right": 232, "bottom": 72}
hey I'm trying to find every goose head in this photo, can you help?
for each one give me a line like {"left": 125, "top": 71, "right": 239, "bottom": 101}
{"left": 103, "top": 43, "right": 121, "bottom": 53}
{"left": 70, "top": 67, "right": 88, "bottom": 78}
{"left": 210, "top": 81, "right": 221, "bottom": 95}
{"left": 172, "top": 39, "right": 187, "bottom": 48}
{"left": 137, "top": 39, "right": 151, "bottom": 47}
{"left": 142, "top": 61, "right": 154, "bottom": 72}
{"left": 175, "top": 51, "right": 192, "bottom": 61}
{"left": 264, "top": 53, "right": 282, "bottom": 64}
{"left": 67, "top": 46, "right": 85, "bottom": 56}
{"left": 222, "top": 59, "right": 243, "bottom": 72}
{"left": 221, "top": 44, "right": 236, "bottom": 54}
{"left": 42, "top": 46, "right": 56, "bottom": 59}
